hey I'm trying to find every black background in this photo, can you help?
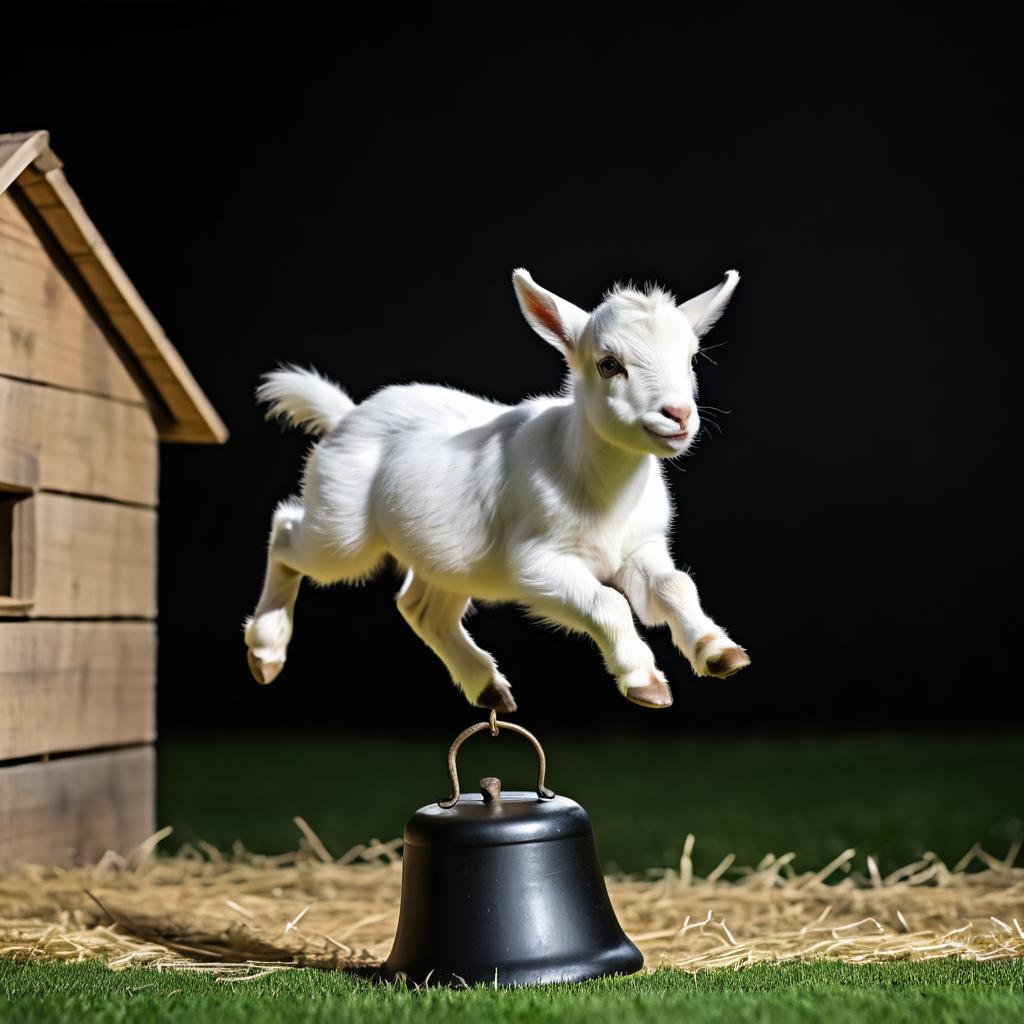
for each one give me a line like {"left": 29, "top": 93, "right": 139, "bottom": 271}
{"left": 3, "top": 7, "right": 1020, "bottom": 736}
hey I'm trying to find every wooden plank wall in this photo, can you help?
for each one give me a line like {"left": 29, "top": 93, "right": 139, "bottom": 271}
{"left": 0, "top": 189, "right": 143, "bottom": 401}
{"left": 0, "top": 622, "right": 155, "bottom": 761}
{"left": 0, "top": 187, "right": 159, "bottom": 866}
{"left": 29, "top": 494, "right": 157, "bottom": 617}
{"left": 0, "top": 748, "right": 155, "bottom": 866}
{"left": 0, "top": 374, "right": 158, "bottom": 503}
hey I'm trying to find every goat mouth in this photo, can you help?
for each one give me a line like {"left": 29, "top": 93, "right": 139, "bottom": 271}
{"left": 644, "top": 425, "right": 689, "bottom": 446}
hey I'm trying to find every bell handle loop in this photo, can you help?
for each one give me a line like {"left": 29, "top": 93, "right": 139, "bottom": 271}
{"left": 438, "top": 718, "right": 555, "bottom": 809}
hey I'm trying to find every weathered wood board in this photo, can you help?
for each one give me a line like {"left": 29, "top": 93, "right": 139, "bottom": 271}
{"left": 19, "top": 493, "right": 157, "bottom": 618}
{"left": 0, "top": 375, "right": 158, "bottom": 505}
{"left": 0, "top": 191, "right": 144, "bottom": 404}
{"left": 0, "top": 621, "right": 155, "bottom": 761}
{"left": 0, "top": 746, "right": 155, "bottom": 866}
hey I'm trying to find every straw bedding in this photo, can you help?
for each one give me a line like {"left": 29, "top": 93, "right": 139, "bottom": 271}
{"left": 1, "top": 821, "right": 1021, "bottom": 980}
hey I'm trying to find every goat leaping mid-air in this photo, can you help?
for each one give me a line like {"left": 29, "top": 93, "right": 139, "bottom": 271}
{"left": 244, "top": 268, "right": 750, "bottom": 712}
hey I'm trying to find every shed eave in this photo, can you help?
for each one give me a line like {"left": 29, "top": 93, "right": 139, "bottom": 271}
{"left": 0, "top": 129, "right": 228, "bottom": 445}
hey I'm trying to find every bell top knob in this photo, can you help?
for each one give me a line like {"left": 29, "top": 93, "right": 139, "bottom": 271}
{"left": 480, "top": 776, "right": 501, "bottom": 802}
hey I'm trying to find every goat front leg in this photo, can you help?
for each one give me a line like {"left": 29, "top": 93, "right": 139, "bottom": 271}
{"left": 614, "top": 541, "right": 750, "bottom": 678}
{"left": 513, "top": 551, "right": 673, "bottom": 708}
{"left": 396, "top": 569, "right": 517, "bottom": 712}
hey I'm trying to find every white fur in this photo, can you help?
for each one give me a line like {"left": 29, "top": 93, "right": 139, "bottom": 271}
{"left": 243, "top": 268, "right": 749, "bottom": 705}
{"left": 255, "top": 362, "right": 355, "bottom": 435}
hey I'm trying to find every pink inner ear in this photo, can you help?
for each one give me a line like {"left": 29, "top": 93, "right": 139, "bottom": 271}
{"left": 526, "top": 292, "right": 572, "bottom": 349}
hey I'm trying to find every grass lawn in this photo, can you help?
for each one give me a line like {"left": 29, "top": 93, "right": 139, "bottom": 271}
{"left": 2, "top": 732, "right": 1022, "bottom": 1022}
{"left": 3, "top": 959, "right": 1023, "bottom": 1024}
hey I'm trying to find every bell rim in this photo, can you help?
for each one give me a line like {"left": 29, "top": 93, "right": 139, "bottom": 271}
{"left": 382, "top": 938, "right": 645, "bottom": 988}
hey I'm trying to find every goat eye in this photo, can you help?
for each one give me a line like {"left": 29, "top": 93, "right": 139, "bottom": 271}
{"left": 597, "top": 356, "right": 624, "bottom": 378}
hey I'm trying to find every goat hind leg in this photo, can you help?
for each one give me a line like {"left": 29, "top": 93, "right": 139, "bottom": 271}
{"left": 244, "top": 501, "right": 305, "bottom": 684}
{"left": 396, "top": 570, "right": 516, "bottom": 712}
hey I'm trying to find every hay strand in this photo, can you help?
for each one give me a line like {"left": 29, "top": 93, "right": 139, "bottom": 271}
{"left": 1, "top": 827, "right": 1021, "bottom": 978}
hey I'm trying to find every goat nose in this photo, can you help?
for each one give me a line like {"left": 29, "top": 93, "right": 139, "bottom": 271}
{"left": 661, "top": 404, "right": 692, "bottom": 427}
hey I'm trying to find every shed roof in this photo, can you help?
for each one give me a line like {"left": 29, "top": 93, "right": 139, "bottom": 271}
{"left": 0, "top": 129, "right": 227, "bottom": 444}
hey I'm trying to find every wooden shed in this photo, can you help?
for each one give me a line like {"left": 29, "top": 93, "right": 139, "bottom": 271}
{"left": 0, "top": 130, "right": 227, "bottom": 866}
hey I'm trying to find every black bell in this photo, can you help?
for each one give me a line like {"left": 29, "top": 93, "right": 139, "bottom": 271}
{"left": 383, "top": 717, "right": 644, "bottom": 987}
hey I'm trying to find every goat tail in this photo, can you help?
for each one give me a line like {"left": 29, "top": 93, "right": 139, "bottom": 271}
{"left": 256, "top": 363, "right": 356, "bottom": 436}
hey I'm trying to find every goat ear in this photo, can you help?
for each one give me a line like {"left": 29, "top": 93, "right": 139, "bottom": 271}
{"left": 511, "top": 268, "right": 590, "bottom": 361}
{"left": 678, "top": 269, "right": 740, "bottom": 338}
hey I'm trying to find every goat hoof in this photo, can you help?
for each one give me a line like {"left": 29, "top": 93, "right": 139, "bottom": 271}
{"left": 476, "top": 680, "right": 517, "bottom": 713}
{"left": 705, "top": 646, "right": 751, "bottom": 678}
{"left": 624, "top": 675, "right": 674, "bottom": 709}
{"left": 247, "top": 649, "right": 284, "bottom": 685}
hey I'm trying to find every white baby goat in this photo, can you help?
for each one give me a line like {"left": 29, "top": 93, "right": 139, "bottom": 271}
{"left": 244, "top": 268, "right": 750, "bottom": 712}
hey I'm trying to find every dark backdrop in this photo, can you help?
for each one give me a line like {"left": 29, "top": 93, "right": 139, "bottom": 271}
{"left": 3, "top": 7, "right": 1019, "bottom": 735}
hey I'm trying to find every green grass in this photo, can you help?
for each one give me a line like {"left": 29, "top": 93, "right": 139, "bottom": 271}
{"left": 157, "top": 732, "right": 1024, "bottom": 876}
{"left": 2, "top": 959, "right": 1022, "bottom": 1024}
{"left": 3, "top": 733, "right": 1023, "bottom": 1022}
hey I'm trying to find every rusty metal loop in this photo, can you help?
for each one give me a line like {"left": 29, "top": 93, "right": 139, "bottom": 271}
{"left": 438, "top": 719, "right": 555, "bottom": 809}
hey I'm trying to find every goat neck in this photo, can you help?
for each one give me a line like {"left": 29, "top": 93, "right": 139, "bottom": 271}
{"left": 558, "top": 386, "right": 652, "bottom": 517}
